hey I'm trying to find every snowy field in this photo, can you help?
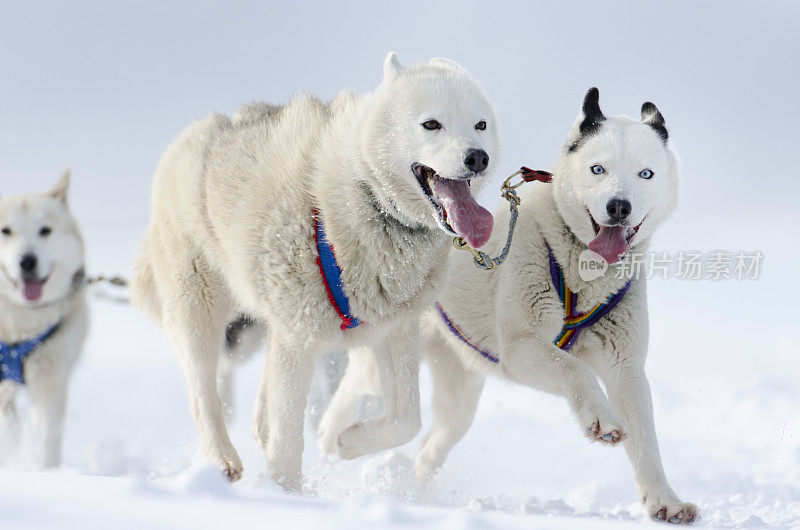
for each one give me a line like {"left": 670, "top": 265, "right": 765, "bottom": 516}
{"left": 2, "top": 1, "right": 800, "bottom": 529}
{"left": 0, "top": 228, "right": 796, "bottom": 528}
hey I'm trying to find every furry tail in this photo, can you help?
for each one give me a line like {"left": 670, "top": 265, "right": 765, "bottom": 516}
{"left": 130, "top": 235, "right": 163, "bottom": 325}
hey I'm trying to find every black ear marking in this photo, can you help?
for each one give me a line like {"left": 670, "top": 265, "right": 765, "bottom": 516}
{"left": 569, "top": 87, "right": 606, "bottom": 153}
{"left": 641, "top": 102, "right": 668, "bottom": 143}
{"left": 580, "top": 87, "right": 605, "bottom": 135}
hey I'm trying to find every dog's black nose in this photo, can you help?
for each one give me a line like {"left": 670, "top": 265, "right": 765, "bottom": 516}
{"left": 606, "top": 198, "right": 632, "bottom": 221}
{"left": 464, "top": 149, "right": 489, "bottom": 174}
{"left": 20, "top": 253, "right": 38, "bottom": 273}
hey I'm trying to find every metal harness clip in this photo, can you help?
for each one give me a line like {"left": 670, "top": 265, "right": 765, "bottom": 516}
{"left": 453, "top": 166, "right": 552, "bottom": 271}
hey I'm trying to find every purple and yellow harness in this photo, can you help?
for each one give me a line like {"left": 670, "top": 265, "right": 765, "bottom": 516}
{"left": 436, "top": 244, "right": 632, "bottom": 362}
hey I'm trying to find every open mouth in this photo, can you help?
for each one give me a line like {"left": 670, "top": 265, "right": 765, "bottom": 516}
{"left": 2, "top": 266, "right": 49, "bottom": 303}
{"left": 587, "top": 209, "right": 645, "bottom": 264}
{"left": 412, "top": 163, "right": 493, "bottom": 249}
{"left": 22, "top": 277, "right": 47, "bottom": 302}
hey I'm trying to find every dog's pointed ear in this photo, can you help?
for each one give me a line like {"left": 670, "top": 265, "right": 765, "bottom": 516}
{"left": 567, "top": 88, "right": 606, "bottom": 153}
{"left": 429, "top": 57, "right": 463, "bottom": 71}
{"left": 49, "top": 169, "right": 71, "bottom": 202}
{"left": 579, "top": 87, "right": 605, "bottom": 136}
{"left": 641, "top": 102, "right": 669, "bottom": 143}
{"left": 383, "top": 52, "right": 404, "bottom": 81}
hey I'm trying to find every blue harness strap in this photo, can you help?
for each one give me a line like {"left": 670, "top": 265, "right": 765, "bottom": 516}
{"left": 436, "top": 243, "right": 632, "bottom": 361}
{"left": 0, "top": 322, "right": 61, "bottom": 384}
{"left": 313, "top": 209, "right": 363, "bottom": 330}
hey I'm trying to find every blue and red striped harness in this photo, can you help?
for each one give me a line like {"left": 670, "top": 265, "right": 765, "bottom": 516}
{"left": 313, "top": 209, "right": 362, "bottom": 331}
{"left": 436, "top": 244, "right": 631, "bottom": 362}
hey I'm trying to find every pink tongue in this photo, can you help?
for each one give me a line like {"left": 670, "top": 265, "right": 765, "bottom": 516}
{"left": 23, "top": 281, "right": 43, "bottom": 302}
{"left": 434, "top": 179, "right": 494, "bottom": 248}
{"left": 588, "top": 226, "right": 629, "bottom": 264}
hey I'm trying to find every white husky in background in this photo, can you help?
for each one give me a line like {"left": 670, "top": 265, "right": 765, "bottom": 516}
{"left": 0, "top": 171, "right": 88, "bottom": 468}
{"left": 320, "top": 89, "right": 697, "bottom": 523}
{"left": 131, "top": 52, "right": 499, "bottom": 489}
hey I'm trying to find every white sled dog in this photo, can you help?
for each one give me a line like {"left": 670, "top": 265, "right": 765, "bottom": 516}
{"left": 0, "top": 171, "right": 88, "bottom": 467}
{"left": 131, "top": 52, "right": 499, "bottom": 488}
{"left": 320, "top": 88, "right": 697, "bottom": 523}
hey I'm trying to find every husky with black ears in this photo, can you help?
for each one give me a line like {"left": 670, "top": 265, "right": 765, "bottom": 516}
{"left": 320, "top": 88, "right": 697, "bottom": 524}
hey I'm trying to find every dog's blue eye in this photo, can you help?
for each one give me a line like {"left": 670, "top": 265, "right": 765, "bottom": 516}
{"left": 39, "top": 226, "right": 52, "bottom": 237}
{"left": 590, "top": 164, "right": 605, "bottom": 175}
{"left": 0, "top": 227, "right": 10, "bottom": 236}
{"left": 639, "top": 169, "right": 654, "bottom": 179}
{"left": 422, "top": 119, "right": 442, "bottom": 131}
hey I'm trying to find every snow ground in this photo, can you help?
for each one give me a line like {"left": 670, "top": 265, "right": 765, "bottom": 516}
{"left": 0, "top": 225, "right": 797, "bottom": 529}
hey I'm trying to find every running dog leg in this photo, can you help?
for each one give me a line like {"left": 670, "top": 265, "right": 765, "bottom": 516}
{"left": 220, "top": 317, "right": 267, "bottom": 423}
{"left": 337, "top": 322, "right": 422, "bottom": 460}
{"left": 0, "top": 383, "right": 19, "bottom": 436}
{"left": 593, "top": 356, "right": 697, "bottom": 524}
{"left": 316, "top": 345, "right": 380, "bottom": 457}
{"left": 414, "top": 329, "right": 485, "bottom": 481}
{"left": 159, "top": 252, "right": 242, "bottom": 481}
{"left": 253, "top": 330, "right": 318, "bottom": 491}
{"left": 500, "top": 338, "right": 626, "bottom": 444}
{"left": 26, "top": 373, "right": 68, "bottom": 468}
{"left": 217, "top": 353, "right": 236, "bottom": 424}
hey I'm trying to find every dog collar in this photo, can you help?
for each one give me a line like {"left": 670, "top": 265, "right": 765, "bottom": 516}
{"left": 0, "top": 321, "right": 61, "bottom": 384}
{"left": 313, "top": 209, "right": 362, "bottom": 331}
{"left": 435, "top": 244, "right": 631, "bottom": 362}
{"left": 547, "top": 244, "right": 631, "bottom": 351}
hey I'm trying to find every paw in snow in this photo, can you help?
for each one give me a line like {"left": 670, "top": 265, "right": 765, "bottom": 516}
{"left": 207, "top": 447, "right": 243, "bottom": 482}
{"left": 648, "top": 499, "right": 698, "bottom": 525}
{"left": 223, "top": 461, "right": 242, "bottom": 482}
{"left": 413, "top": 453, "right": 439, "bottom": 484}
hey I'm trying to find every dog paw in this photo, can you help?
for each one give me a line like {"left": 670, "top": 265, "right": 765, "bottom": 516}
{"left": 647, "top": 499, "right": 698, "bottom": 525}
{"left": 337, "top": 423, "right": 366, "bottom": 460}
{"left": 413, "top": 457, "right": 439, "bottom": 484}
{"left": 207, "top": 447, "right": 243, "bottom": 482}
{"left": 582, "top": 404, "right": 626, "bottom": 444}
{"left": 585, "top": 419, "right": 625, "bottom": 444}
{"left": 574, "top": 394, "right": 626, "bottom": 445}
{"left": 221, "top": 458, "right": 243, "bottom": 482}
{"left": 413, "top": 436, "right": 445, "bottom": 483}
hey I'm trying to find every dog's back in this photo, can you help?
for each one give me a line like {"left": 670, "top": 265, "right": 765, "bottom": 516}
{"left": 131, "top": 96, "right": 334, "bottom": 325}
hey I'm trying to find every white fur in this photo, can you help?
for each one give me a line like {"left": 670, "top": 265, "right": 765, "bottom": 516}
{"left": 131, "top": 52, "right": 499, "bottom": 489}
{"left": 0, "top": 171, "right": 88, "bottom": 467}
{"left": 216, "top": 318, "right": 267, "bottom": 423}
{"left": 320, "top": 92, "right": 697, "bottom": 523}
